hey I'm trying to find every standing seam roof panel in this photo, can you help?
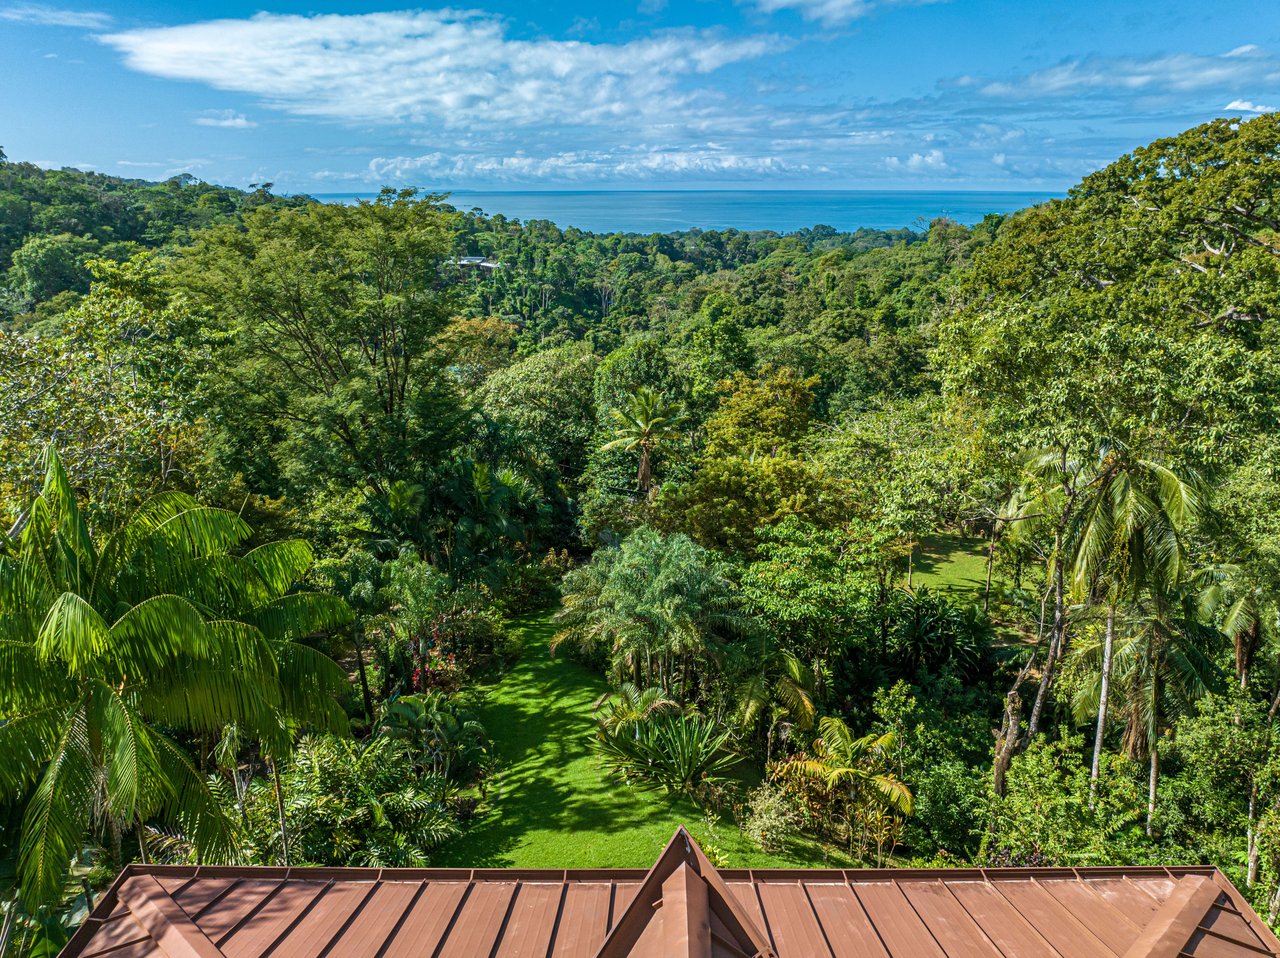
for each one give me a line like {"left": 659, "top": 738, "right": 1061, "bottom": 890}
{"left": 1034, "top": 879, "right": 1143, "bottom": 955}
{"left": 990, "top": 879, "right": 1117, "bottom": 958}
{"left": 804, "top": 883, "right": 890, "bottom": 958}
{"left": 550, "top": 883, "right": 611, "bottom": 957}
{"left": 852, "top": 882, "right": 948, "bottom": 958}
{"left": 220, "top": 880, "right": 330, "bottom": 958}
{"left": 755, "top": 883, "right": 832, "bottom": 958}
{"left": 322, "top": 880, "right": 422, "bottom": 958}
{"left": 492, "top": 882, "right": 564, "bottom": 958}
{"left": 198, "top": 882, "right": 284, "bottom": 943}
{"left": 943, "top": 881, "right": 1060, "bottom": 958}
{"left": 438, "top": 881, "right": 516, "bottom": 958}
{"left": 894, "top": 880, "right": 1003, "bottom": 958}
{"left": 380, "top": 881, "right": 466, "bottom": 958}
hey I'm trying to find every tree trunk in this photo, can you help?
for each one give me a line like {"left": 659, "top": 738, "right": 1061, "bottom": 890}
{"left": 992, "top": 685, "right": 1024, "bottom": 798}
{"left": 1239, "top": 620, "right": 1261, "bottom": 690}
{"left": 907, "top": 545, "right": 914, "bottom": 591}
{"left": 353, "top": 625, "right": 374, "bottom": 724}
{"left": 1027, "top": 545, "right": 1066, "bottom": 740}
{"left": 1089, "top": 603, "right": 1116, "bottom": 803}
{"left": 136, "top": 822, "right": 149, "bottom": 865}
{"left": 638, "top": 446, "right": 651, "bottom": 498}
{"left": 0, "top": 895, "right": 17, "bottom": 958}
{"left": 1248, "top": 781, "right": 1260, "bottom": 886}
{"left": 272, "top": 759, "right": 290, "bottom": 866}
{"left": 1146, "top": 738, "right": 1159, "bottom": 836}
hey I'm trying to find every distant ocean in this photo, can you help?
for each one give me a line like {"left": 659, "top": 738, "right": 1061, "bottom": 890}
{"left": 307, "top": 190, "right": 1059, "bottom": 234}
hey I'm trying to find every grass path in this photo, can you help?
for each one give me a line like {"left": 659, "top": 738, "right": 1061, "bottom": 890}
{"left": 434, "top": 613, "right": 855, "bottom": 870}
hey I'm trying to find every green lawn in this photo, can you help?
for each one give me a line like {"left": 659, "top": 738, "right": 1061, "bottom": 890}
{"left": 435, "top": 613, "right": 855, "bottom": 870}
{"left": 911, "top": 533, "right": 992, "bottom": 599}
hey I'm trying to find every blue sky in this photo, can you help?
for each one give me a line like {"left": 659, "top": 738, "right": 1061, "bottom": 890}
{"left": 2, "top": 0, "right": 1278, "bottom": 192}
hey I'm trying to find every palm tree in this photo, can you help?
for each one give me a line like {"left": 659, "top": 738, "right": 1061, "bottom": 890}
{"left": 778, "top": 716, "right": 912, "bottom": 859}
{"left": 1195, "top": 564, "right": 1277, "bottom": 690}
{"left": 553, "top": 529, "right": 746, "bottom": 697}
{"left": 601, "top": 387, "right": 687, "bottom": 498}
{"left": 595, "top": 683, "right": 678, "bottom": 736}
{"left": 730, "top": 636, "right": 815, "bottom": 764}
{"left": 1073, "top": 585, "right": 1219, "bottom": 834}
{"left": 1065, "top": 442, "right": 1206, "bottom": 797}
{"left": 0, "top": 447, "right": 351, "bottom": 907}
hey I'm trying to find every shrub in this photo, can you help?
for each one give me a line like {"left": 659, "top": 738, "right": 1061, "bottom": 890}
{"left": 743, "top": 782, "right": 807, "bottom": 853}
{"left": 593, "top": 712, "right": 740, "bottom": 799}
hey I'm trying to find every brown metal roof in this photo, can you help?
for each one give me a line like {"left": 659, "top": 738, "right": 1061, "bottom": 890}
{"left": 62, "top": 828, "right": 1280, "bottom": 958}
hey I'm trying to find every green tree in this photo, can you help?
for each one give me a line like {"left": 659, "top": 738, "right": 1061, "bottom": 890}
{"left": 7, "top": 233, "right": 97, "bottom": 303}
{"left": 601, "top": 387, "right": 687, "bottom": 498}
{"left": 0, "top": 449, "right": 351, "bottom": 907}
{"left": 553, "top": 527, "right": 745, "bottom": 699}
{"left": 174, "top": 189, "right": 465, "bottom": 497}
{"left": 0, "top": 256, "right": 206, "bottom": 524}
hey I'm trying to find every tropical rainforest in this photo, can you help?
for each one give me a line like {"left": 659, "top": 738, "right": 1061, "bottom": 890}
{"left": 1, "top": 114, "right": 1278, "bottom": 953}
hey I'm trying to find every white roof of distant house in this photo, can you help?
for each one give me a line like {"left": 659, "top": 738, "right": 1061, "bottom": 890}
{"left": 451, "top": 256, "right": 502, "bottom": 268}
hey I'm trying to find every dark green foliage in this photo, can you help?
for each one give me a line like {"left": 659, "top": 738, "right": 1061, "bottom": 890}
{"left": 593, "top": 712, "right": 740, "bottom": 797}
{"left": 241, "top": 735, "right": 461, "bottom": 867}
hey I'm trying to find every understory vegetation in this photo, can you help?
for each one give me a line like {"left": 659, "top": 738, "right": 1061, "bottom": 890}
{"left": 2, "top": 112, "right": 1280, "bottom": 951}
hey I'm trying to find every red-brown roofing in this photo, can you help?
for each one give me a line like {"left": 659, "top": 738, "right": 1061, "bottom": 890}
{"left": 61, "top": 827, "right": 1280, "bottom": 958}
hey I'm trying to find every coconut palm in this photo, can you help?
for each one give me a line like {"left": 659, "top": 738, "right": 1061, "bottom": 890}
{"left": 1065, "top": 441, "right": 1206, "bottom": 796}
{"left": 0, "top": 447, "right": 351, "bottom": 907}
{"left": 1073, "top": 585, "right": 1219, "bottom": 834}
{"left": 601, "top": 387, "right": 687, "bottom": 498}
{"left": 1195, "top": 564, "right": 1278, "bottom": 690}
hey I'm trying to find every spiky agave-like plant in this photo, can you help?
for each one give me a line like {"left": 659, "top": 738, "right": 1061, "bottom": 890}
{"left": 0, "top": 446, "right": 352, "bottom": 907}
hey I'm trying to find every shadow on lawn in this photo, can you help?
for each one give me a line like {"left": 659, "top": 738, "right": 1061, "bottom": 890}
{"left": 435, "top": 612, "right": 861, "bottom": 870}
{"left": 433, "top": 614, "right": 692, "bottom": 867}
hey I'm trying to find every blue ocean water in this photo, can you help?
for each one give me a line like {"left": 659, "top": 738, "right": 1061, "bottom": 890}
{"left": 308, "top": 190, "right": 1059, "bottom": 234}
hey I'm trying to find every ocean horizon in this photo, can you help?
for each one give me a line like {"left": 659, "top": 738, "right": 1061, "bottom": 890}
{"left": 307, "top": 189, "right": 1061, "bottom": 234}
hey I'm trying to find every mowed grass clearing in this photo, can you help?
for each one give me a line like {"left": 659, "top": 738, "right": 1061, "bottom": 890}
{"left": 911, "top": 533, "right": 992, "bottom": 599}
{"left": 434, "top": 613, "right": 856, "bottom": 870}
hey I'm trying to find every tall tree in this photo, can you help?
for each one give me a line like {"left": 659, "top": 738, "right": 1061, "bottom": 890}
{"left": 601, "top": 387, "right": 687, "bottom": 498}
{"left": 174, "top": 189, "right": 466, "bottom": 497}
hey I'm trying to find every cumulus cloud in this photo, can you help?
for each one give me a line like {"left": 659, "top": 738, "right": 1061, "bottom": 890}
{"left": 0, "top": 3, "right": 109, "bottom": 27}
{"left": 194, "top": 110, "right": 257, "bottom": 128}
{"left": 745, "top": 0, "right": 943, "bottom": 25}
{"left": 1225, "top": 99, "right": 1277, "bottom": 113}
{"left": 99, "top": 10, "right": 777, "bottom": 129}
{"left": 977, "top": 49, "right": 1280, "bottom": 98}
{"left": 884, "top": 148, "right": 948, "bottom": 173}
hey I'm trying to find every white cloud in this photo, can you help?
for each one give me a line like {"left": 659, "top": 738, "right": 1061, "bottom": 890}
{"left": 978, "top": 49, "right": 1280, "bottom": 98}
{"left": 884, "top": 148, "right": 948, "bottom": 173}
{"left": 99, "top": 10, "right": 777, "bottom": 130}
{"left": 1225, "top": 99, "right": 1277, "bottom": 113}
{"left": 194, "top": 110, "right": 257, "bottom": 128}
{"left": 0, "top": 3, "right": 109, "bottom": 27}
{"left": 367, "top": 146, "right": 807, "bottom": 182}
{"left": 746, "top": 0, "right": 943, "bottom": 26}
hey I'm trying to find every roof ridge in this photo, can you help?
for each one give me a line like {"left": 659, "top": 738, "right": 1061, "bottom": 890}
{"left": 593, "top": 826, "right": 774, "bottom": 958}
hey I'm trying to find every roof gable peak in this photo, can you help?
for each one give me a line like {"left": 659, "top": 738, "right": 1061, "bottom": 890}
{"left": 594, "top": 826, "right": 774, "bottom": 958}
